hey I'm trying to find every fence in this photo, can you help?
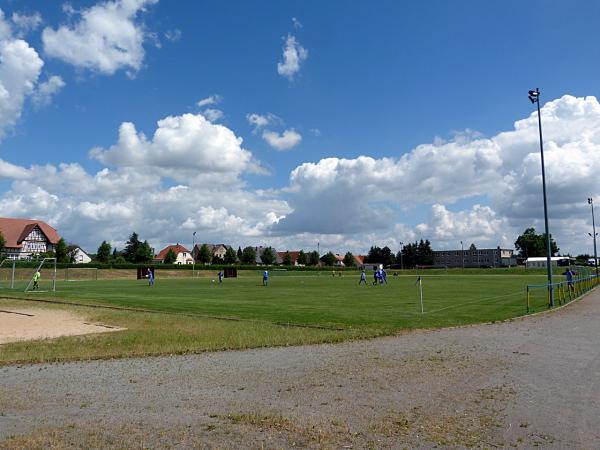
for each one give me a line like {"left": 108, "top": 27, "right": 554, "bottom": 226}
{"left": 527, "top": 274, "right": 599, "bottom": 313}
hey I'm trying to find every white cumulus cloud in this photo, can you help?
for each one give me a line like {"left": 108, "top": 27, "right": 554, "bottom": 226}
{"left": 277, "top": 34, "right": 308, "bottom": 81}
{"left": 197, "top": 95, "right": 221, "bottom": 108}
{"left": 262, "top": 129, "right": 302, "bottom": 151}
{"left": 42, "top": 0, "right": 158, "bottom": 76}
{"left": 31, "top": 75, "right": 65, "bottom": 108}
{"left": 90, "top": 112, "right": 262, "bottom": 185}
{"left": 11, "top": 11, "right": 42, "bottom": 36}
{"left": 0, "top": 10, "right": 44, "bottom": 139}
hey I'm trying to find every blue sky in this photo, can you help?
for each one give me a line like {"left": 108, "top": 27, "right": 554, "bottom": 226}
{"left": 1, "top": 0, "right": 599, "bottom": 256}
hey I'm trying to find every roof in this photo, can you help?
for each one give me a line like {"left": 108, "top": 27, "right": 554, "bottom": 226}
{"left": 0, "top": 217, "right": 60, "bottom": 248}
{"left": 276, "top": 251, "right": 301, "bottom": 262}
{"left": 155, "top": 244, "right": 190, "bottom": 260}
{"left": 354, "top": 255, "right": 365, "bottom": 265}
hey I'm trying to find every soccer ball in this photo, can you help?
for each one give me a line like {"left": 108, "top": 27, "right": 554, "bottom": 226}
{"left": 212, "top": 279, "right": 215, "bottom": 283}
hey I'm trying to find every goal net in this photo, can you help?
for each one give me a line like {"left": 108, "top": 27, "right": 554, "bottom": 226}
{"left": 0, "top": 259, "right": 16, "bottom": 289}
{"left": 415, "top": 265, "right": 448, "bottom": 275}
{"left": 24, "top": 258, "right": 57, "bottom": 292}
{"left": 65, "top": 267, "right": 98, "bottom": 281}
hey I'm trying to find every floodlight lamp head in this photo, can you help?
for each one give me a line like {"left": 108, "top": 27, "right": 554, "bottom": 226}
{"left": 588, "top": 198, "right": 593, "bottom": 204}
{"left": 528, "top": 89, "right": 540, "bottom": 104}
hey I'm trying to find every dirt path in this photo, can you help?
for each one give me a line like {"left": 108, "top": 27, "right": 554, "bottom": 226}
{"left": 1, "top": 290, "right": 599, "bottom": 449}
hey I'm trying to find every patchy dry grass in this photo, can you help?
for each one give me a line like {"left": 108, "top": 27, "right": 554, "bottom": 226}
{"left": 0, "top": 298, "right": 366, "bottom": 366}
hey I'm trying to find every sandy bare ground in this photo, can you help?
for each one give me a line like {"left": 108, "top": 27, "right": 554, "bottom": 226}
{"left": 1, "top": 290, "right": 599, "bottom": 449}
{"left": 0, "top": 308, "right": 123, "bottom": 344}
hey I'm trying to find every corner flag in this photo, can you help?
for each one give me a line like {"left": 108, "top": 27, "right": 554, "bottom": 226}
{"left": 415, "top": 276, "right": 424, "bottom": 313}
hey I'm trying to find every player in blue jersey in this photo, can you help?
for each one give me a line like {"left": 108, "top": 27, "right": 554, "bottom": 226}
{"left": 263, "top": 270, "right": 268, "bottom": 286}
{"left": 359, "top": 270, "right": 367, "bottom": 285}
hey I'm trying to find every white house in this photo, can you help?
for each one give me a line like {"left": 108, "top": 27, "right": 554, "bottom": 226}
{"left": 155, "top": 244, "right": 193, "bottom": 264}
{"left": 72, "top": 247, "right": 92, "bottom": 264}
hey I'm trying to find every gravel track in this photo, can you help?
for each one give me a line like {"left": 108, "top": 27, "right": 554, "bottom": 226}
{"left": 1, "top": 290, "right": 599, "bottom": 449}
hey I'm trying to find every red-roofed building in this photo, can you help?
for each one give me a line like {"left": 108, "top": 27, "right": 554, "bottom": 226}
{"left": 276, "top": 251, "right": 302, "bottom": 266}
{"left": 354, "top": 255, "right": 365, "bottom": 266}
{"left": 154, "top": 244, "right": 193, "bottom": 265}
{"left": 0, "top": 217, "right": 61, "bottom": 260}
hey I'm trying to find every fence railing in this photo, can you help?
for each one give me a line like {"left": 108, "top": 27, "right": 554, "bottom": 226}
{"left": 527, "top": 274, "right": 599, "bottom": 313}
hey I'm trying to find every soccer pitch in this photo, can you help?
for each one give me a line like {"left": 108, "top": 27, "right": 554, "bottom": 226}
{"left": 8, "top": 272, "right": 551, "bottom": 330}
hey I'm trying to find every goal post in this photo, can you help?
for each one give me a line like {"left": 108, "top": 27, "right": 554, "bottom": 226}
{"left": 24, "top": 258, "right": 57, "bottom": 292}
{"left": 0, "top": 259, "right": 17, "bottom": 289}
{"left": 65, "top": 267, "right": 98, "bottom": 281}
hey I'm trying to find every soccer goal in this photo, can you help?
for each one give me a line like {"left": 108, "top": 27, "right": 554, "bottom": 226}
{"left": 24, "top": 258, "right": 57, "bottom": 292}
{"left": 415, "top": 265, "right": 448, "bottom": 275}
{"left": 65, "top": 267, "right": 98, "bottom": 281}
{"left": 0, "top": 259, "right": 17, "bottom": 289}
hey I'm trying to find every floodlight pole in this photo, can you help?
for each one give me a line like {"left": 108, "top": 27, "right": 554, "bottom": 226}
{"left": 589, "top": 198, "right": 599, "bottom": 278}
{"left": 460, "top": 240, "right": 464, "bottom": 269}
{"left": 530, "top": 88, "right": 554, "bottom": 306}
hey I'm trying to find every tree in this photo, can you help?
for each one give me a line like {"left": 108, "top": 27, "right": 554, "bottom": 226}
{"left": 282, "top": 251, "right": 293, "bottom": 266}
{"left": 237, "top": 246, "right": 243, "bottom": 261}
{"left": 241, "top": 246, "right": 257, "bottom": 264}
{"left": 54, "top": 238, "right": 70, "bottom": 263}
{"left": 198, "top": 244, "right": 212, "bottom": 264}
{"left": 417, "top": 240, "right": 434, "bottom": 265}
{"left": 297, "top": 250, "right": 307, "bottom": 266}
{"left": 366, "top": 246, "right": 382, "bottom": 263}
{"left": 515, "top": 228, "right": 559, "bottom": 258}
{"left": 321, "top": 251, "right": 337, "bottom": 266}
{"left": 0, "top": 231, "right": 6, "bottom": 257}
{"left": 381, "top": 246, "right": 394, "bottom": 267}
{"left": 261, "top": 247, "right": 276, "bottom": 265}
{"left": 67, "top": 245, "right": 78, "bottom": 263}
{"left": 164, "top": 248, "right": 177, "bottom": 264}
{"left": 224, "top": 247, "right": 237, "bottom": 264}
{"left": 212, "top": 255, "right": 224, "bottom": 264}
{"left": 308, "top": 250, "right": 320, "bottom": 266}
{"left": 97, "top": 241, "right": 111, "bottom": 263}
{"left": 123, "top": 232, "right": 141, "bottom": 263}
{"left": 138, "top": 240, "right": 154, "bottom": 263}
{"left": 343, "top": 251, "right": 355, "bottom": 267}
{"left": 123, "top": 232, "right": 153, "bottom": 263}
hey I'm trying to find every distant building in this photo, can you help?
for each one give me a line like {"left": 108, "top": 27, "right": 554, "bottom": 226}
{"left": 254, "top": 246, "right": 282, "bottom": 265}
{"left": 277, "top": 251, "right": 302, "bottom": 266}
{"left": 155, "top": 244, "right": 193, "bottom": 264}
{"left": 192, "top": 244, "right": 231, "bottom": 262}
{"left": 525, "top": 256, "right": 574, "bottom": 268}
{"left": 71, "top": 247, "right": 92, "bottom": 264}
{"left": 0, "top": 217, "right": 60, "bottom": 260}
{"left": 433, "top": 246, "right": 516, "bottom": 268}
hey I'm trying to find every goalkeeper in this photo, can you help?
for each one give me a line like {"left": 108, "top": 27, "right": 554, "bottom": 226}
{"left": 33, "top": 270, "right": 41, "bottom": 290}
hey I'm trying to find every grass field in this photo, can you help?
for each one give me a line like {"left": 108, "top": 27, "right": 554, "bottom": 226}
{"left": 0, "top": 270, "right": 577, "bottom": 365}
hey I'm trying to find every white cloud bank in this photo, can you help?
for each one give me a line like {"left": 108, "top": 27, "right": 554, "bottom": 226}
{"left": 42, "top": 0, "right": 158, "bottom": 76}
{"left": 1, "top": 95, "right": 599, "bottom": 255}
{"left": 274, "top": 95, "right": 600, "bottom": 254}
{"left": 0, "top": 110, "right": 288, "bottom": 252}
{"left": 277, "top": 34, "right": 308, "bottom": 80}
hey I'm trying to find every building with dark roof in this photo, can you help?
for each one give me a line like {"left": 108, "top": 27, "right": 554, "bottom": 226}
{"left": 0, "top": 217, "right": 61, "bottom": 260}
